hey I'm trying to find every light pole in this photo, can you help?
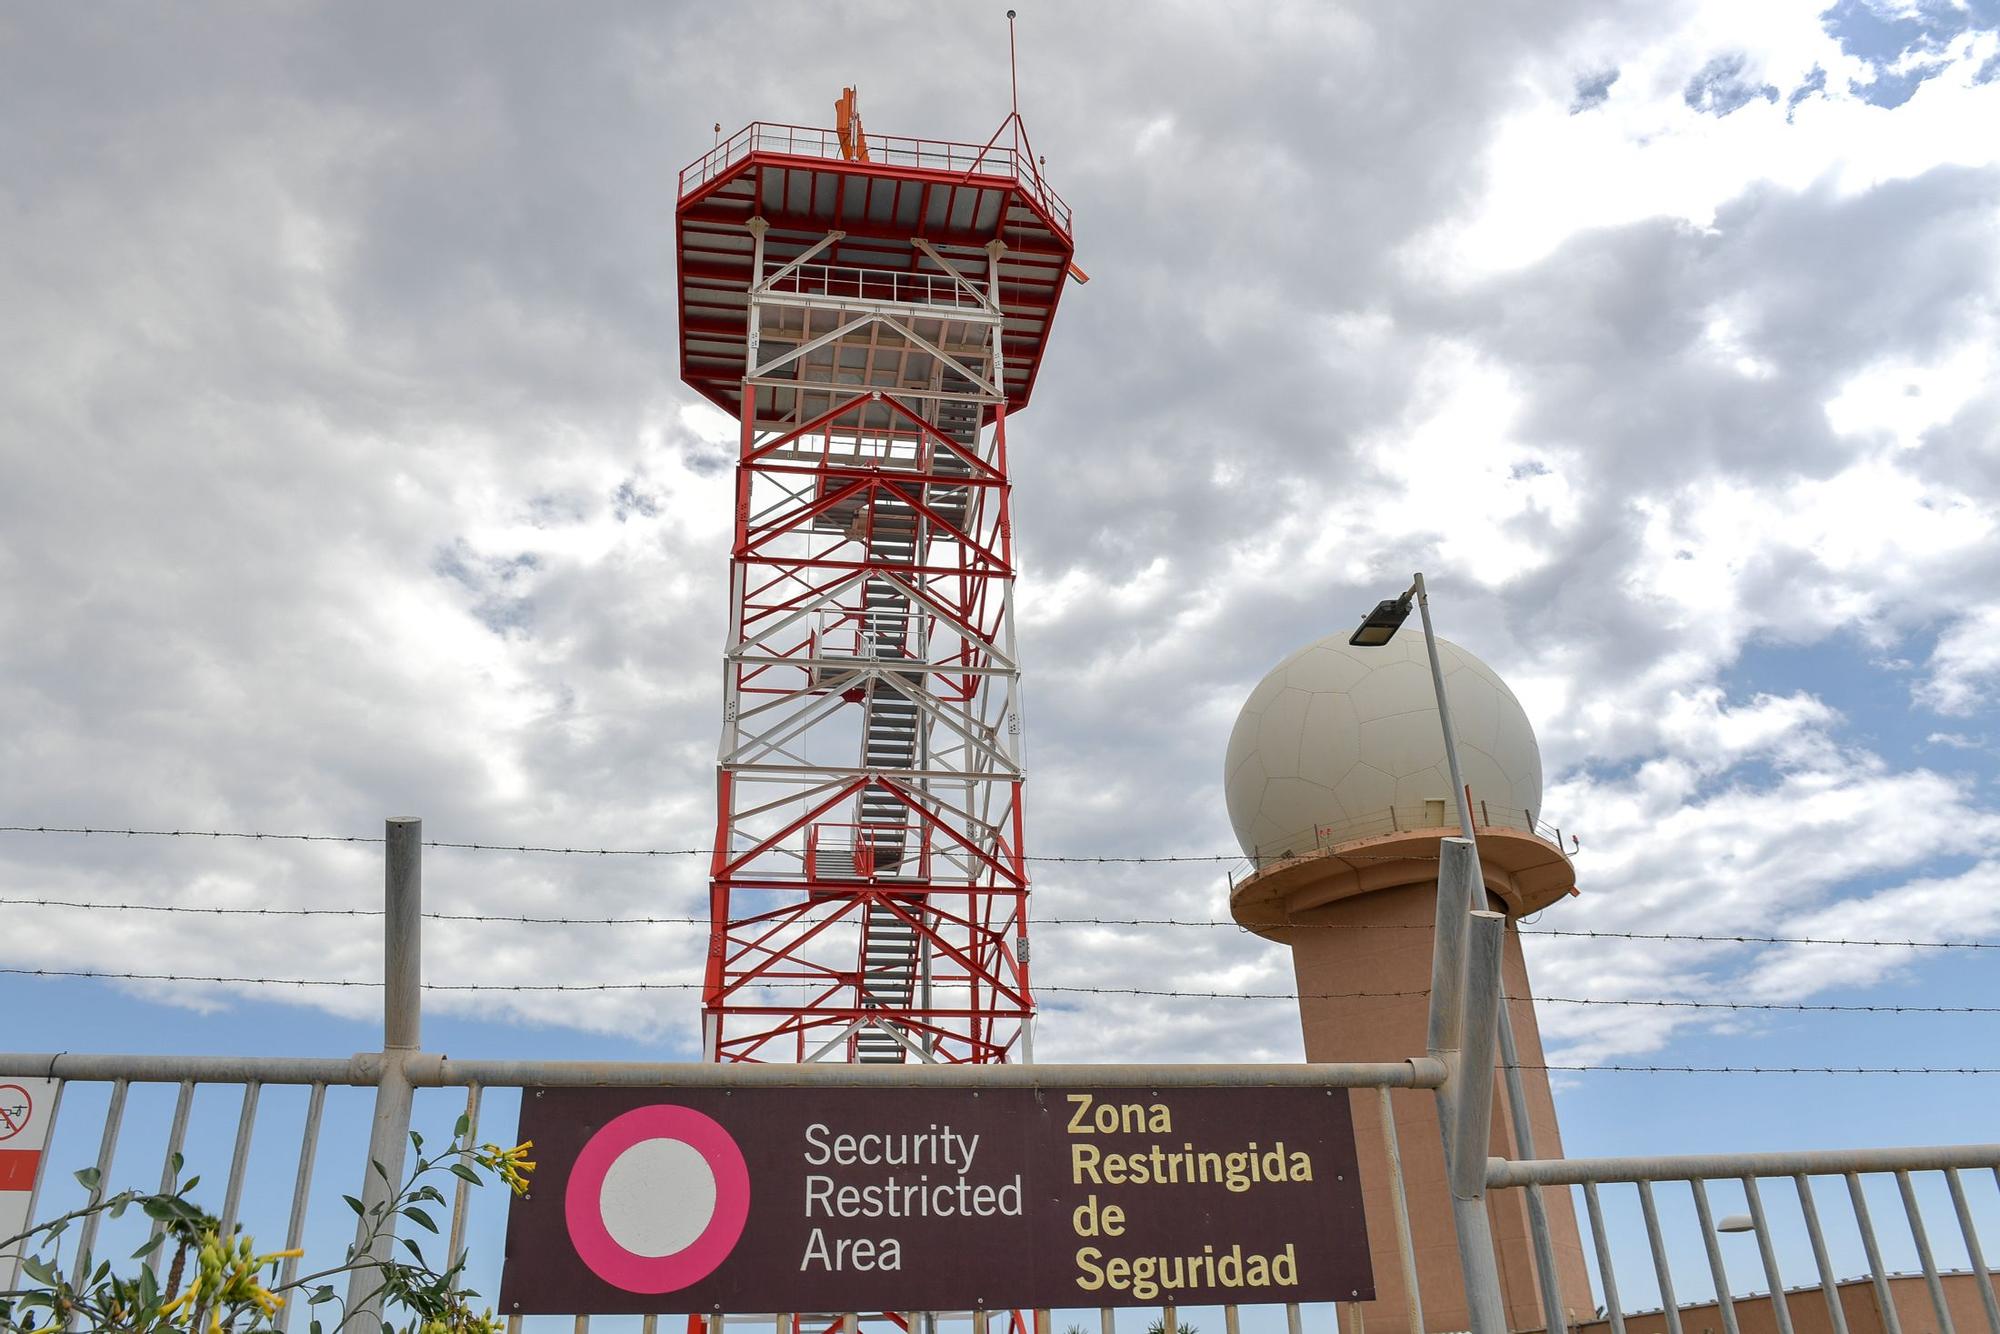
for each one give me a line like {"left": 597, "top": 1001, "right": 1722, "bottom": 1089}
{"left": 1348, "top": 575, "right": 1476, "bottom": 843}
{"left": 1348, "top": 573, "right": 1570, "bottom": 1334}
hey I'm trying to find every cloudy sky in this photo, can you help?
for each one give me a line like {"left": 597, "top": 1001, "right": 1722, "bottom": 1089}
{"left": 6, "top": 0, "right": 2000, "bottom": 1188}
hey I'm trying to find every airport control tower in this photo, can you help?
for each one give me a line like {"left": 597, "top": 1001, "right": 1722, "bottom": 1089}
{"left": 674, "top": 94, "right": 1076, "bottom": 1070}
{"left": 1225, "top": 631, "right": 1594, "bottom": 1333}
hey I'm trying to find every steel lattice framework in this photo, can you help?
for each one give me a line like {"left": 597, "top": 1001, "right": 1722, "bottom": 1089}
{"left": 675, "top": 121, "right": 1076, "bottom": 1069}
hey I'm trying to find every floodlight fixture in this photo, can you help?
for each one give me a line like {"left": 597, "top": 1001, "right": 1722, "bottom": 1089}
{"left": 1349, "top": 591, "right": 1415, "bottom": 647}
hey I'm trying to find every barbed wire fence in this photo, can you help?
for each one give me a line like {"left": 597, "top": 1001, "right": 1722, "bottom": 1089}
{"left": 3, "top": 822, "right": 1994, "bottom": 1077}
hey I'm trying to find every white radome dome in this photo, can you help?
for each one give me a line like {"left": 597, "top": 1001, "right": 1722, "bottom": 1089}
{"left": 1224, "top": 633, "right": 1543, "bottom": 860}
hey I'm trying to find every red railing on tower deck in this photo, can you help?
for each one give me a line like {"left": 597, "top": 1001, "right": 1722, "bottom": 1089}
{"left": 677, "top": 120, "right": 1073, "bottom": 235}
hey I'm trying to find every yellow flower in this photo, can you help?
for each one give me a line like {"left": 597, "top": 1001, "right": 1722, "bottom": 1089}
{"left": 475, "top": 1141, "right": 537, "bottom": 1195}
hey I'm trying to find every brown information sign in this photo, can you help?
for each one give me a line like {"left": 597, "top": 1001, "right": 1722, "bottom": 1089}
{"left": 499, "top": 1085, "right": 1372, "bottom": 1314}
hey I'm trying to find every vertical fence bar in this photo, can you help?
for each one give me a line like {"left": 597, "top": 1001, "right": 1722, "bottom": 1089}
{"left": 1895, "top": 1171, "right": 1955, "bottom": 1334}
{"left": 1944, "top": 1169, "right": 2000, "bottom": 1334}
{"left": 1795, "top": 1175, "right": 1852, "bottom": 1334}
{"left": 1845, "top": 1173, "right": 1903, "bottom": 1334}
{"left": 446, "top": 1083, "right": 484, "bottom": 1267}
{"left": 347, "top": 816, "right": 424, "bottom": 1332}
{"left": 1375, "top": 1087, "right": 1424, "bottom": 1334}
{"left": 1637, "top": 1180, "right": 1684, "bottom": 1334}
{"left": 1100, "top": 1308, "right": 1115, "bottom": 1334}
{"left": 1495, "top": 1002, "right": 1571, "bottom": 1334}
{"left": 1741, "top": 1177, "right": 1794, "bottom": 1334}
{"left": 1583, "top": 1182, "right": 1626, "bottom": 1334}
{"left": 145, "top": 1079, "right": 196, "bottom": 1271}
{"left": 1690, "top": 1179, "right": 1741, "bottom": 1334}
{"left": 218, "top": 1080, "right": 262, "bottom": 1238}
{"left": 278, "top": 1082, "right": 326, "bottom": 1333}
{"left": 1225, "top": 1304, "right": 1242, "bottom": 1334}
{"left": 1285, "top": 1304, "right": 1302, "bottom": 1334}
{"left": 1162, "top": 1303, "right": 1176, "bottom": 1334}
{"left": 66, "top": 1077, "right": 128, "bottom": 1305}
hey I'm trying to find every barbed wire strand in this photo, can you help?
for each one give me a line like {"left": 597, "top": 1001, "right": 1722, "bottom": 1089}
{"left": 0, "top": 967, "right": 1990, "bottom": 1074}
{"left": 2, "top": 965, "right": 1990, "bottom": 1015}
{"left": 0, "top": 895, "right": 1991, "bottom": 952}
{"left": 0, "top": 824, "right": 1438, "bottom": 864}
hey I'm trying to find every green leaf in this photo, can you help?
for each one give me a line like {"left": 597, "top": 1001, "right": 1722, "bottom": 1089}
{"left": 371, "top": 1158, "right": 389, "bottom": 1183}
{"left": 402, "top": 1206, "right": 438, "bottom": 1234}
{"left": 74, "top": 1166, "right": 101, "bottom": 1191}
{"left": 400, "top": 1237, "right": 424, "bottom": 1263}
{"left": 409, "top": 1130, "right": 424, "bottom": 1151}
{"left": 109, "top": 1195, "right": 130, "bottom": 1219}
{"left": 21, "top": 1255, "right": 59, "bottom": 1285}
{"left": 448, "top": 1163, "right": 481, "bottom": 1185}
{"left": 309, "top": 1286, "right": 336, "bottom": 1305}
{"left": 131, "top": 1233, "right": 166, "bottom": 1259}
{"left": 454, "top": 1113, "right": 470, "bottom": 1139}
{"left": 181, "top": 1174, "right": 202, "bottom": 1192}
{"left": 343, "top": 1194, "right": 366, "bottom": 1217}
{"left": 138, "top": 1263, "right": 159, "bottom": 1308}
{"left": 311, "top": 1320, "right": 324, "bottom": 1334}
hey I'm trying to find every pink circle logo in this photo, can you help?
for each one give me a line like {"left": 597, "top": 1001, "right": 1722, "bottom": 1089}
{"left": 564, "top": 1104, "right": 751, "bottom": 1293}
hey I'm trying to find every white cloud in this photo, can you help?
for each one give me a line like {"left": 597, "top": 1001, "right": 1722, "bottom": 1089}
{"left": 1408, "top": 5, "right": 2000, "bottom": 279}
{"left": 1920, "top": 605, "right": 2000, "bottom": 714}
{"left": 2, "top": 0, "right": 1999, "bottom": 1088}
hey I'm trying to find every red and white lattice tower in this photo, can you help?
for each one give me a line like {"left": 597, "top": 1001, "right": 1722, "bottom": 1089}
{"left": 674, "top": 104, "right": 1076, "bottom": 1069}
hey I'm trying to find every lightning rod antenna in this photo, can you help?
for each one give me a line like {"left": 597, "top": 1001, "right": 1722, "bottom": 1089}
{"left": 1007, "top": 9, "right": 1021, "bottom": 158}
{"left": 1007, "top": 9, "right": 1020, "bottom": 118}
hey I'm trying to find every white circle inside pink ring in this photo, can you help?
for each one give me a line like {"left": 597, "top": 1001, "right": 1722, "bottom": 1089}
{"left": 564, "top": 1105, "right": 750, "bottom": 1293}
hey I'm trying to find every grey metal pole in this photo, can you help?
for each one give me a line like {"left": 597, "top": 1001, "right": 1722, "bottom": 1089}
{"left": 1497, "top": 998, "right": 1575, "bottom": 1334}
{"left": 1426, "top": 837, "right": 1508, "bottom": 1334}
{"left": 1427, "top": 839, "right": 1475, "bottom": 1056}
{"left": 1411, "top": 574, "right": 1474, "bottom": 845}
{"left": 1375, "top": 1086, "right": 1425, "bottom": 1334}
{"left": 1450, "top": 912, "right": 1506, "bottom": 1200}
{"left": 1415, "top": 572, "right": 1573, "bottom": 1334}
{"left": 347, "top": 816, "right": 423, "bottom": 1331}
{"left": 385, "top": 816, "right": 422, "bottom": 1050}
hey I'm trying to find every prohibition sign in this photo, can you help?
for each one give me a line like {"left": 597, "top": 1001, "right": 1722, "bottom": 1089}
{"left": 563, "top": 1104, "right": 750, "bottom": 1294}
{"left": 0, "top": 1085, "right": 32, "bottom": 1143}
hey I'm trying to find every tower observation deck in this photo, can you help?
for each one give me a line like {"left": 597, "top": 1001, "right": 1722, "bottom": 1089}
{"left": 676, "top": 116, "right": 1077, "bottom": 1066}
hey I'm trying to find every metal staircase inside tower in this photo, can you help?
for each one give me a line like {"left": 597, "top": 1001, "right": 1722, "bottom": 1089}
{"left": 809, "top": 363, "right": 985, "bottom": 1063}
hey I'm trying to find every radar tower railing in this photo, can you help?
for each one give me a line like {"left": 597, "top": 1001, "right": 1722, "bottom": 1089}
{"left": 677, "top": 121, "right": 1073, "bottom": 234}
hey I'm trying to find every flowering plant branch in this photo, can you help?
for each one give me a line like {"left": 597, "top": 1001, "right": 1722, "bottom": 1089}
{"left": 0, "top": 1116, "right": 533, "bottom": 1334}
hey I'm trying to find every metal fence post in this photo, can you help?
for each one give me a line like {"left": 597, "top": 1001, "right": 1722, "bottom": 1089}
{"left": 346, "top": 816, "right": 423, "bottom": 1330}
{"left": 1427, "top": 838, "right": 1507, "bottom": 1334}
{"left": 1496, "top": 1000, "right": 1576, "bottom": 1334}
